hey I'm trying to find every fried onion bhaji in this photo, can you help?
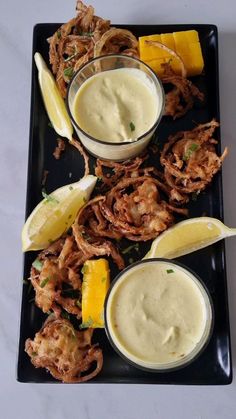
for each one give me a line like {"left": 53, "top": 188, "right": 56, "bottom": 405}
{"left": 161, "top": 63, "right": 204, "bottom": 119}
{"left": 25, "top": 317, "right": 103, "bottom": 383}
{"left": 48, "top": 1, "right": 138, "bottom": 97}
{"left": 30, "top": 230, "right": 124, "bottom": 317}
{"left": 160, "top": 120, "right": 228, "bottom": 204}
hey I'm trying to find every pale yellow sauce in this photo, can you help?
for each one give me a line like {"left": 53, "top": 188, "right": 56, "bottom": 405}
{"left": 72, "top": 68, "right": 160, "bottom": 143}
{"left": 106, "top": 262, "right": 208, "bottom": 367}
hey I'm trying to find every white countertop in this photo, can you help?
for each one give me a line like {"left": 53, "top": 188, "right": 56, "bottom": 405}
{"left": 1, "top": 0, "right": 236, "bottom": 418}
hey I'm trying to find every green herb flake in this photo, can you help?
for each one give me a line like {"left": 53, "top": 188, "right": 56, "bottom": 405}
{"left": 79, "top": 30, "right": 93, "bottom": 37}
{"left": 122, "top": 243, "right": 139, "bottom": 255}
{"left": 40, "top": 277, "right": 50, "bottom": 288}
{"left": 69, "top": 186, "right": 73, "bottom": 191}
{"left": 31, "top": 351, "right": 38, "bottom": 357}
{"left": 68, "top": 214, "right": 72, "bottom": 219}
{"left": 63, "top": 67, "right": 74, "bottom": 79}
{"left": 28, "top": 297, "right": 35, "bottom": 303}
{"left": 76, "top": 300, "right": 82, "bottom": 308}
{"left": 83, "top": 197, "right": 86, "bottom": 203}
{"left": 183, "top": 143, "right": 199, "bottom": 161}
{"left": 81, "top": 265, "right": 88, "bottom": 275}
{"left": 166, "top": 269, "right": 174, "bottom": 274}
{"left": 32, "top": 259, "right": 43, "bottom": 271}
{"left": 101, "top": 277, "right": 107, "bottom": 283}
{"left": 42, "top": 189, "right": 59, "bottom": 204}
{"left": 129, "top": 121, "right": 135, "bottom": 132}
{"left": 61, "top": 311, "right": 70, "bottom": 320}
{"left": 57, "top": 30, "right": 61, "bottom": 39}
{"left": 48, "top": 121, "right": 53, "bottom": 128}
{"left": 79, "top": 316, "right": 93, "bottom": 329}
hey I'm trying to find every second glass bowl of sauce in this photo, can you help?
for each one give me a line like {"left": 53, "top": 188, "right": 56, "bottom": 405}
{"left": 104, "top": 258, "right": 213, "bottom": 372}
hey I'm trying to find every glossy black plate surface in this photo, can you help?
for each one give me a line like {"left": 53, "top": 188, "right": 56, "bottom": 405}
{"left": 17, "top": 23, "right": 232, "bottom": 384}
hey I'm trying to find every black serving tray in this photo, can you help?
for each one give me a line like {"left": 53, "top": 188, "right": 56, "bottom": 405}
{"left": 17, "top": 23, "right": 232, "bottom": 384}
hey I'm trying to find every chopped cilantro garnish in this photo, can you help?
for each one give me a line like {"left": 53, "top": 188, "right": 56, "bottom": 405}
{"left": 78, "top": 30, "right": 93, "bottom": 37}
{"left": 166, "top": 269, "right": 174, "bottom": 274}
{"left": 192, "top": 190, "right": 201, "bottom": 201}
{"left": 129, "top": 121, "right": 135, "bottom": 132}
{"left": 42, "top": 189, "right": 59, "bottom": 204}
{"left": 32, "top": 259, "right": 43, "bottom": 271}
{"left": 81, "top": 265, "right": 88, "bottom": 275}
{"left": 61, "top": 311, "right": 70, "bottom": 320}
{"left": 101, "top": 277, "right": 107, "bottom": 283}
{"left": 48, "top": 121, "right": 53, "bottom": 128}
{"left": 40, "top": 277, "right": 50, "bottom": 288}
{"left": 76, "top": 300, "right": 81, "bottom": 308}
{"left": 63, "top": 67, "right": 74, "bottom": 78}
{"left": 183, "top": 143, "right": 199, "bottom": 161}
{"left": 79, "top": 316, "right": 93, "bottom": 329}
{"left": 122, "top": 243, "right": 139, "bottom": 254}
{"left": 31, "top": 351, "right": 38, "bottom": 357}
{"left": 69, "top": 186, "right": 73, "bottom": 191}
{"left": 57, "top": 30, "right": 61, "bottom": 39}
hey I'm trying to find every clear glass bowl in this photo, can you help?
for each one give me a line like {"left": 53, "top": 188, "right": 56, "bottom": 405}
{"left": 66, "top": 54, "right": 165, "bottom": 161}
{"left": 104, "top": 258, "right": 214, "bottom": 372}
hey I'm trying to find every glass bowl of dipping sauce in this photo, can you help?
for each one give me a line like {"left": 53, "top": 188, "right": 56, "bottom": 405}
{"left": 66, "top": 54, "right": 165, "bottom": 161}
{"left": 104, "top": 259, "right": 213, "bottom": 372}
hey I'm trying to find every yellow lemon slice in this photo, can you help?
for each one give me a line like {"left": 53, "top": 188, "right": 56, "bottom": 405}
{"left": 22, "top": 175, "right": 97, "bottom": 252}
{"left": 144, "top": 217, "right": 236, "bottom": 259}
{"left": 34, "top": 52, "right": 73, "bottom": 141}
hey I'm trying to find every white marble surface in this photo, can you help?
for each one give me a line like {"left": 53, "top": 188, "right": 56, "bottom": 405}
{"left": 1, "top": 0, "right": 236, "bottom": 418}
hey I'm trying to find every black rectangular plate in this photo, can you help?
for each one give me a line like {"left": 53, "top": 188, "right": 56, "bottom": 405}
{"left": 17, "top": 23, "right": 232, "bottom": 384}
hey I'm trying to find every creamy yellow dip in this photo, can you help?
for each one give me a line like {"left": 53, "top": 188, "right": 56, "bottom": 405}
{"left": 72, "top": 68, "right": 160, "bottom": 143}
{"left": 106, "top": 261, "right": 211, "bottom": 368}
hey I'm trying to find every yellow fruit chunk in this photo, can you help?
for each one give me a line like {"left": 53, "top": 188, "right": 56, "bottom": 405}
{"left": 139, "top": 30, "right": 204, "bottom": 77}
{"left": 82, "top": 259, "right": 110, "bottom": 328}
{"left": 144, "top": 217, "right": 236, "bottom": 260}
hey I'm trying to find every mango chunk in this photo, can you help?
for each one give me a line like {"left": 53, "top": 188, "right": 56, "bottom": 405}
{"left": 81, "top": 259, "right": 110, "bottom": 328}
{"left": 139, "top": 30, "right": 204, "bottom": 77}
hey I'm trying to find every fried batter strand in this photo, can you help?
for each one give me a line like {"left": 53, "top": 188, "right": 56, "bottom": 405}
{"left": 161, "top": 63, "right": 204, "bottom": 119}
{"left": 25, "top": 317, "right": 103, "bottom": 383}
{"left": 160, "top": 120, "right": 228, "bottom": 203}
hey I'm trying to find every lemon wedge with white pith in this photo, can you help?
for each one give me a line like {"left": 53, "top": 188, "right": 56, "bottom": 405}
{"left": 34, "top": 52, "right": 73, "bottom": 141}
{"left": 22, "top": 175, "right": 97, "bottom": 252}
{"left": 144, "top": 217, "right": 236, "bottom": 260}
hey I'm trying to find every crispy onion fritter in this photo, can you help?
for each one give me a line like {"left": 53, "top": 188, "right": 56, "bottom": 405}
{"left": 48, "top": 1, "right": 138, "bottom": 97}
{"left": 99, "top": 176, "right": 187, "bottom": 241}
{"left": 160, "top": 120, "right": 228, "bottom": 204}
{"left": 30, "top": 227, "right": 124, "bottom": 317}
{"left": 25, "top": 317, "right": 103, "bottom": 383}
{"left": 161, "top": 63, "right": 204, "bottom": 119}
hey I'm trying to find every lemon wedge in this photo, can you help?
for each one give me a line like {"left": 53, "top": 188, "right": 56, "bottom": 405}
{"left": 22, "top": 175, "right": 97, "bottom": 252}
{"left": 34, "top": 52, "right": 73, "bottom": 141}
{"left": 144, "top": 217, "right": 236, "bottom": 259}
